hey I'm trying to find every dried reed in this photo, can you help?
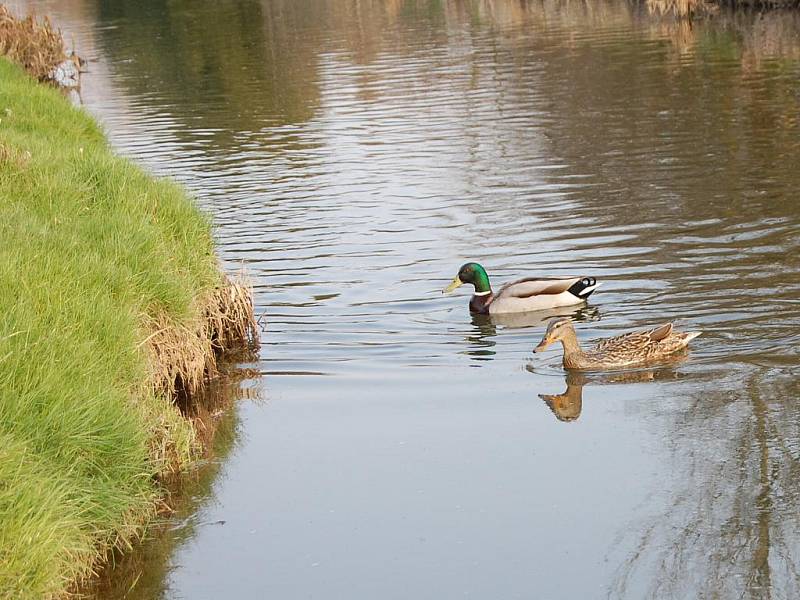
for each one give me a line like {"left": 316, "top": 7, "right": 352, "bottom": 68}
{"left": 0, "top": 5, "right": 70, "bottom": 82}
{"left": 144, "top": 274, "right": 259, "bottom": 406}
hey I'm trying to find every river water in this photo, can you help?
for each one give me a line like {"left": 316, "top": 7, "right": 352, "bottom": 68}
{"left": 14, "top": 0, "right": 800, "bottom": 598}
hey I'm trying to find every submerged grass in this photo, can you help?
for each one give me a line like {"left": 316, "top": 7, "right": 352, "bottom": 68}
{"left": 0, "top": 59, "right": 257, "bottom": 598}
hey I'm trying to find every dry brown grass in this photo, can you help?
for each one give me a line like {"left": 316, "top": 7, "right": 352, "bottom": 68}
{"left": 0, "top": 140, "right": 32, "bottom": 168}
{"left": 0, "top": 5, "right": 70, "bottom": 82}
{"left": 646, "top": 0, "right": 800, "bottom": 17}
{"left": 646, "top": 0, "right": 716, "bottom": 17}
{"left": 142, "top": 313, "right": 215, "bottom": 401}
{"left": 139, "top": 272, "right": 259, "bottom": 474}
{"left": 206, "top": 273, "right": 260, "bottom": 354}
{"left": 143, "top": 273, "right": 259, "bottom": 409}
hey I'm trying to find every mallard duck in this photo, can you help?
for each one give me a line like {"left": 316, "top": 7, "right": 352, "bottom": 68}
{"left": 533, "top": 318, "right": 701, "bottom": 370}
{"left": 443, "top": 262, "right": 600, "bottom": 314}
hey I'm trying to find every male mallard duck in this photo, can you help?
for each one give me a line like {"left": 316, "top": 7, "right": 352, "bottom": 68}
{"left": 443, "top": 262, "right": 600, "bottom": 314}
{"left": 533, "top": 318, "right": 701, "bottom": 370}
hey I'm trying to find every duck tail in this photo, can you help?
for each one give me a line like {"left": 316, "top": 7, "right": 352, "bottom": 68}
{"left": 568, "top": 277, "right": 601, "bottom": 300}
{"left": 683, "top": 331, "right": 702, "bottom": 344}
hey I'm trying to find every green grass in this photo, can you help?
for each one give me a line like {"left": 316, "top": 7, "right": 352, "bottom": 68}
{"left": 0, "top": 59, "right": 224, "bottom": 599}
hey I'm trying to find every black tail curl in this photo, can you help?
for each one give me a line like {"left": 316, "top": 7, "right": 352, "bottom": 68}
{"left": 567, "top": 277, "right": 598, "bottom": 299}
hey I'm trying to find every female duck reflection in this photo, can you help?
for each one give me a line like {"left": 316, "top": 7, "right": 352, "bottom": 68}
{"left": 534, "top": 369, "right": 683, "bottom": 422}
{"left": 463, "top": 306, "right": 601, "bottom": 362}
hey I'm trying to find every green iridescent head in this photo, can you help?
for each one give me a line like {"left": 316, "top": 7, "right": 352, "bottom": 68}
{"left": 443, "top": 262, "right": 492, "bottom": 294}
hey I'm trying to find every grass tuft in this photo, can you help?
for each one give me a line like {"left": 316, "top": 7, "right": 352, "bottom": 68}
{"left": 0, "top": 58, "right": 258, "bottom": 599}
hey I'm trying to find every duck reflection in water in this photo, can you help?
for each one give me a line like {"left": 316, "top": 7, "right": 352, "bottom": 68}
{"left": 463, "top": 306, "right": 601, "bottom": 362}
{"left": 536, "top": 368, "right": 684, "bottom": 422}
{"left": 539, "top": 372, "right": 587, "bottom": 422}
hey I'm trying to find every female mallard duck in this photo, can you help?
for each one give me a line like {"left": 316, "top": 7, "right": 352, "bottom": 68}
{"left": 534, "top": 318, "right": 701, "bottom": 370}
{"left": 443, "top": 262, "right": 600, "bottom": 314}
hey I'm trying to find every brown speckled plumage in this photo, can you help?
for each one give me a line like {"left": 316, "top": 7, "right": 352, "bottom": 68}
{"left": 534, "top": 318, "right": 701, "bottom": 371}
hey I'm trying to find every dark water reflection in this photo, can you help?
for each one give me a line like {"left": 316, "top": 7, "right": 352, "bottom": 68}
{"left": 79, "top": 375, "right": 260, "bottom": 598}
{"left": 11, "top": 0, "right": 800, "bottom": 597}
{"left": 467, "top": 305, "right": 599, "bottom": 360}
{"left": 536, "top": 367, "right": 686, "bottom": 422}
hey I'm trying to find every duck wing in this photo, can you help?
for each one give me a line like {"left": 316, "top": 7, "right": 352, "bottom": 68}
{"left": 592, "top": 323, "right": 674, "bottom": 353}
{"left": 496, "top": 277, "right": 582, "bottom": 299}
{"left": 648, "top": 323, "right": 673, "bottom": 341}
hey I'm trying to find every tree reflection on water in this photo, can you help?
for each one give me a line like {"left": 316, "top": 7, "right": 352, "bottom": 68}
{"left": 609, "top": 369, "right": 800, "bottom": 599}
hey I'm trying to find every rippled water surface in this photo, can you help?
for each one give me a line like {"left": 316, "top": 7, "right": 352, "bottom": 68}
{"left": 16, "top": 0, "right": 800, "bottom": 597}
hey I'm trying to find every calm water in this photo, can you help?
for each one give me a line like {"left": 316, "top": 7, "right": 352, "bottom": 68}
{"left": 16, "top": 0, "right": 800, "bottom": 597}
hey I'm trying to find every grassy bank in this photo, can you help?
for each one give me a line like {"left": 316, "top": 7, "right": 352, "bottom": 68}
{"left": 0, "top": 58, "right": 256, "bottom": 599}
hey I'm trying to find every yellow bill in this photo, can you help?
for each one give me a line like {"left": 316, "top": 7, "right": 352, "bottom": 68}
{"left": 442, "top": 276, "right": 464, "bottom": 294}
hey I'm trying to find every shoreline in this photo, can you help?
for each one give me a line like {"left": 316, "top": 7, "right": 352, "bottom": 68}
{"left": 0, "top": 57, "right": 258, "bottom": 599}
